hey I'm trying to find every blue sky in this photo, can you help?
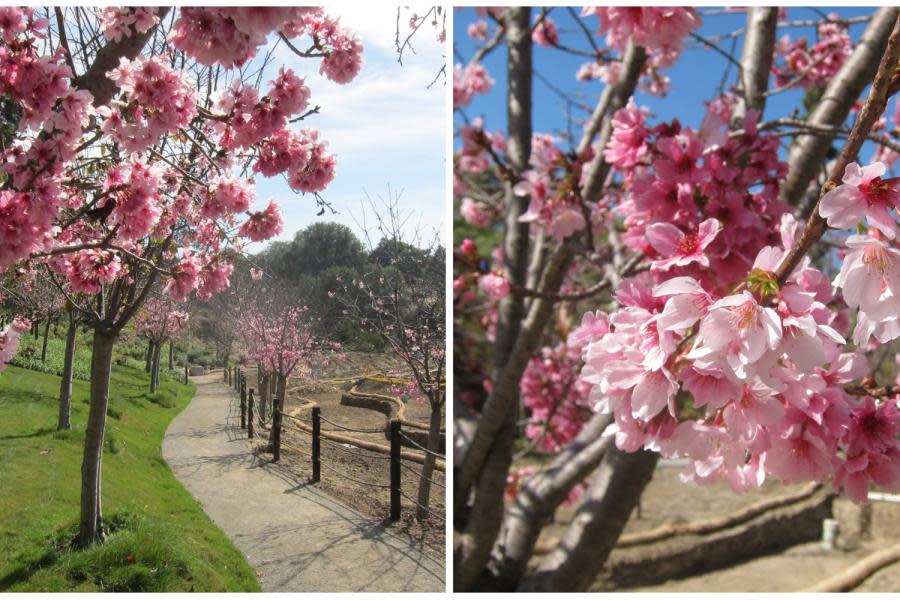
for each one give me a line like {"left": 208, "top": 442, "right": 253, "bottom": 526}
{"left": 242, "top": 5, "right": 446, "bottom": 251}
{"left": 454, "top": 7, "right": 883, "bottom": 161}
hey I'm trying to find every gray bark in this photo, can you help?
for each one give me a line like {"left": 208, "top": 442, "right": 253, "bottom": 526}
{"left": 78, "top": 327, "right": 116, "bottom": 547}
{"left": 150, "top": 341, "right": 161, "bottom": 393}
{"left": 57, "top": 310, "right": 77, "bottom": 431}
{"left": 454, "top": 9, "right": 533, "bottom": 590}
{"left": 733, "top": 7, "right": 779, "bottom": 122}
{"left": 40, "top": 320, "right": 50, "bottom": 362}
{"left": 489, "top": 413, "right": 614, "bottom": 588}
{"left": 519, "top": 448, "right": 659, "bottom": 591}
{"left": 168, "top": 339, "right": 174, "bottom": 371}
{"left": 415, "top": 399, "right": 444, "bottom": 520}
{"left": 145, "top": 339, "right": 153, "bottom": 373}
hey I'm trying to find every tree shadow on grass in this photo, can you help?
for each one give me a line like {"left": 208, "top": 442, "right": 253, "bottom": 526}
{"left": 0, "top": 426, "right": 55, "bottom": 441}
{"left": 0, "top": 549, "right": 58, "bottom": 591}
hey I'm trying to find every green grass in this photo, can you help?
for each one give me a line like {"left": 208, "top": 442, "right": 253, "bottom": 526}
{"left": 0, "top": 363, "right": 260, "bottom": 592}
{"left": 9, "top": 329, "right": 93, "bottom": 381}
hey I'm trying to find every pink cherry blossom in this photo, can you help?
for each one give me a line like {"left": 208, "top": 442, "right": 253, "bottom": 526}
{"left": 454, "top": 63, "right": 494, "bottom": 108}
{"left": 819, "top": 161, "right": 900, "bottom": 238}
{"left": 646, "top": 218, "right": 721, "bottom": 271}
{"left": 239, "top": 200, "right": 284, "bottom": 242}
{"left": 833, "top": 234, "right": 900, "bottom": 314}
{"left": 532, "top": 17, "right": 559, "bottom": 47}
{"left": 460, "top": 197, "right": 493, "bottom": 228}
{"left": 479, "top": 273, "right": 510, "bottom": 300}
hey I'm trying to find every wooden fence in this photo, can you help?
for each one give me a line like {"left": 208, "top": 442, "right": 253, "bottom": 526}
{"left": 226, "top": 366, "right": 445, "bottom": 524}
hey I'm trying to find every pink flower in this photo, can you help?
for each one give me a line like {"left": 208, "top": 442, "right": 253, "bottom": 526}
{"left": 603, "top": 99, "right": 648, "bottom": 169}
{"left": 250, "top": 268, "right": 263, "bottom": 280}
{"left": 239, "top": 200, "right": 283, "bottom": 242}
{"left": 167, "top": 253, "right": 202, "bottom": 302}
{"left": 652, "top": 276, "right": 712, "bottom": 332}
{"left": 833, "top": 234, "right": 900, "bottom": 314}
{"left": 694, "top": 291, "right": 782, "bottom": 377}
{"left": 460, "top": 197, "right": 492, "bottom": 228}
{"left": 201, "top": 175, "right": 254, "bottom": 218}
{"left": 479, "top": 273, "right": 510, "bottom": 300}
{"left": 646, "top": 218, "right": 721, "bottom": 271}
{"left": 454, "top": 63, "right": 493, "bottom": 108}
{"left": 532, "top": 17, "right": 559, "bottom": 47}
{"left": 819, "top": 161, "right": 900, "bottom": 238}
{"left": 468, "top": 20, "right": 488, "bottom": 41}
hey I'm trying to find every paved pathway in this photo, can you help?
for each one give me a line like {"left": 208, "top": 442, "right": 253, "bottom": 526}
{"left": 162, "top": 373, "right": 445, "bottom": 592}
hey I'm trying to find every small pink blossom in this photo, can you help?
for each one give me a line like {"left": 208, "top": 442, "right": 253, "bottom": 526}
{"left": 479, "top": 273, "right": 510, "bottom": 300}
{"left": 819, "top": 161, "right": 900, "bottom": 238}
{"left": 646, "top": 218, "right": 721, "bottom": 271}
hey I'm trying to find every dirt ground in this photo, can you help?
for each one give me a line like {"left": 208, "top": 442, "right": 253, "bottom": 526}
{"left": 528, "top": 461, "right": 900, "bottom": 592}
{"left": 242, "top": 352, "right": 446, "bottom": 561}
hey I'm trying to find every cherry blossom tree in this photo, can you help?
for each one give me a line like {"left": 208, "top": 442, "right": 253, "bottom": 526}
{"left": 454, "top": 7, "right": 900, "bottom": 591}
{"left": 335, "top": 196, "right": 446, "bottom": 520}
{"left": 236, "top": 278, "right": 338, "bottom": 449}
{"left": 135, "top": 291, "right": 189, "bottom": 393}
{"left": 0, "top": 7, "right": 362, "bottom": 547}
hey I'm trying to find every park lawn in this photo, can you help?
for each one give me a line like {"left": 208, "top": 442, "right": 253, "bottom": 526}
{"left": 0, "top": 364, "right": 260, "bottom": 592}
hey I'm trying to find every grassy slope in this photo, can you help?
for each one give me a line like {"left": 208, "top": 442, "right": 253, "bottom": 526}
{"left": 0, "top": 364, "right": 260, "bottom": 592}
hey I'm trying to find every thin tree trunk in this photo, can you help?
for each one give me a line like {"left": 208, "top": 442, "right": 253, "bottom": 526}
{"left": 150, "top": 341, "right": 161, "bottom": 393}
{"left": 57, "top": 310, "right": 77, "bottom": 431}
{"left": 40, "top": 320, "right": 50, "bottom": 362}
{"left": 518, "top": 448, "right": 659, "bottom": 591}
{"left": 488, "top": 413, "right": 614, "bottom": 589}
{"left": 267, "top": 372, "right": 286, "bottom": 451}
{"left": 416, "top": 399, "right": 444, "bottom": 520}
{"left": 168, "top": 339, "right": 174, "bottom": 370}
{"left": 78, "top": 327, "right": 116, "bottom": 547}
{"left": 145, "top": 339, "right": 153, "bottom": 373}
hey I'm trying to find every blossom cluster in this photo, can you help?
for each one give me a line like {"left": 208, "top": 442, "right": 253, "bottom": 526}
{"left": 577, "top": 7, "right": 701, "bottom": 96}
{"left": 0, "top": 316, "right": 31, "bottom": 372}
{"left": 773, "top": 16, "right": 852, "bottom": 90}
{"left": 100, "top": 7, "right": 160, "bottom": 43}
{"left": 101, "top": 56, "right": 198, "bottom": 155}
{"left": 453, "top": 63, "right": 494, "bottom": 109}
{"left": 170, "top": 7, "right": 362, "bottom": 84}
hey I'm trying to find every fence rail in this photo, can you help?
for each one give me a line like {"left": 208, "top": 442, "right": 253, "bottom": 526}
{"left": 227, "top": 367, "right": 445, "bottom": 524}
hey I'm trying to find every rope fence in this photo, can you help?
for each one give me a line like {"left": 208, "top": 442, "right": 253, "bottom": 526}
{"left": 227, "top": 366, "right": 446, "bottom": 524}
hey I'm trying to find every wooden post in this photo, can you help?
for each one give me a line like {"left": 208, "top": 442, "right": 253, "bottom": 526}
{"left": 239, "top": 375, "right": 247, "bottom": 429}
{"left": 272, "top": 400, "right": 282, "bottom": 463}
{"left": 312, "top": 406, "right": 321, "bottom": 483}
{"left": 248, "top": 388, "right": 255, "bottom": 439}
{"left": 390, "top": 419, "right": 401, "bottom": 522}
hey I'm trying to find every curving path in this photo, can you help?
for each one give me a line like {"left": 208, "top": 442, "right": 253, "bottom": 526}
{"left": 161, "top": 372, "right": 445, "bottom": 592}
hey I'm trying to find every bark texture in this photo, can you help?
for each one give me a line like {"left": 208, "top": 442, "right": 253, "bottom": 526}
{"left": 78, "top": 328, "right": 116, "bottom": 547}
{"left": 518, "top": 448, "right": 659, "bottom": 592}
{"left": 57, "top": 310, "right": 77, "bottom": 431}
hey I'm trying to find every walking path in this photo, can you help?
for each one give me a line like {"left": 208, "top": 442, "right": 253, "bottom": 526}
{"left": 162, "top": 372, "right": 445, "bottom": 592}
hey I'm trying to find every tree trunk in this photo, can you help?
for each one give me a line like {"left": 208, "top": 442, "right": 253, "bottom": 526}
{"left": 78, "top": 327, "right": 116, "bottom": 547}
{"left": 168, "top": 339, "right": 174, "bottom": 371}
{"left": 150, "top": 341, "right": 161, "bottom": 393}
{"left": 518, "top": 448, "right": 658, "bottom": 591}
{"left": 40, "top": 319, "right": 50, "bottom": 362}
{"left": 145, "top": 339, "right": 153, "bottom": 373}
{"left": 488, "top": 413, "right": 614, "bottom": 589}
{"left": 267, "top": 373, "right": 286, "bottom": 451}
{"left": 416, "top": 399, "right": 444, "bottom": 520}
{"left": 57, "top": 310, "right": 77, "bottom": 431}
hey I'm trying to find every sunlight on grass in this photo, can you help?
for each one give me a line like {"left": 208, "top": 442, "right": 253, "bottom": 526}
{"left": 0, "top": 364, "right": 260, "bottom": 592}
